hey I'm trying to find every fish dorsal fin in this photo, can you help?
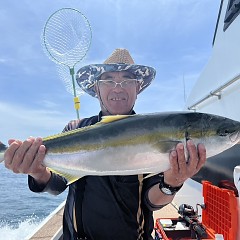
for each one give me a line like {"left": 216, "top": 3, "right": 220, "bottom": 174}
{"left": 42, "top": 115, "right": 133, "bottom": 143}
{"left": 100, "top": 115, "right": 131, "bottom": 123}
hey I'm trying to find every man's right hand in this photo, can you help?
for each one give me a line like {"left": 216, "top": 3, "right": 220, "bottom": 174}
{"left": 4, "top": 137, "right": 51, "bottom": 185}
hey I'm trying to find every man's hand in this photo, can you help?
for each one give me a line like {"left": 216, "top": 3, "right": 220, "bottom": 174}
{"left": 164, "top": 140, "right": 206, "bottom": 187}
{"left": 4, "top": 137, "right": 51, "bottom": 185}
{"left": 147, "top": 140, "right": 206, "bottom": 206}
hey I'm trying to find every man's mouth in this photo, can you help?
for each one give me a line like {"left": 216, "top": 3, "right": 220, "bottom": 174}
{"left": 110, "top": 97, "right": 126, "bottom": 101}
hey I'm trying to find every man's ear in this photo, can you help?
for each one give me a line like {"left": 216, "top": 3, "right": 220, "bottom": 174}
{"left": 94, "top": 84, "right": 99, "bottom": 98}
{"left": 136, "top": 81, "right": 141, "bottom": 95}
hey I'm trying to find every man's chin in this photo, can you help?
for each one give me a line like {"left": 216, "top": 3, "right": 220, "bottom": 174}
{"left": 108, "top": 106, "right": 131, "bottom": 115}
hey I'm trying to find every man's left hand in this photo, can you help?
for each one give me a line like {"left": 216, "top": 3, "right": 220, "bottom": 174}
{"left": 163, "top": 140, "right": 206, "bottom": 187}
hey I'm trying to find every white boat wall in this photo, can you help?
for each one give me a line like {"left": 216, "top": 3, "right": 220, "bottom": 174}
{"left": 185, "top": 0, "right": 240, "bottom": 185}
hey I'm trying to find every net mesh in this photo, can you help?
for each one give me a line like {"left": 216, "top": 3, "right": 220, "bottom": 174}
{"left": 56, "top": 64, "right": 84, "bottom": 96}
{"left": 42, "top": 8, "right": 92, "bottom": 67}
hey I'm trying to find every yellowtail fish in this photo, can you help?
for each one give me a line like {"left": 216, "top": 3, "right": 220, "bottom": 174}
{"left": 1, "top": 112, "right": 240, "bottom": 184}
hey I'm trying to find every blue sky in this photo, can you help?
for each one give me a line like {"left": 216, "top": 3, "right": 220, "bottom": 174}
{"left": 0, "top": 0, "right": 220, "bottom": 144}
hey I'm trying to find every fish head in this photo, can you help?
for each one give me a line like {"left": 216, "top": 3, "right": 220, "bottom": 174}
{"left": 200, "top": 114, "right": 240, "bottom": 157}
{"left": 215, "top": 118, "right": 240, "bottom": 143}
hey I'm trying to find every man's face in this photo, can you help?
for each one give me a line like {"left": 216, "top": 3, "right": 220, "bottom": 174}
{"left": 96, "top": 71, "right": 139, "bottom": 115}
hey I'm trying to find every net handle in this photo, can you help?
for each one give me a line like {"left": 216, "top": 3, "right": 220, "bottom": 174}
{"left": 70, "top": 67, "right": 80, "bottom": 119}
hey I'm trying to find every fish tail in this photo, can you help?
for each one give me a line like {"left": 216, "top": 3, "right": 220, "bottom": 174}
{"left": 0, "top": 142, "right": 7, "bottom": 163}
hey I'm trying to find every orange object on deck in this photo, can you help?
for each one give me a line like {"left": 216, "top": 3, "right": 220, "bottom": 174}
{"left": 155, "top": 181, "right": 238, "bottom": 240}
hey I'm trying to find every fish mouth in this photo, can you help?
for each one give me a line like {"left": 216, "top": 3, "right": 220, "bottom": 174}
{"left": 229, "top": 131, "right": 240, "bottom": 143}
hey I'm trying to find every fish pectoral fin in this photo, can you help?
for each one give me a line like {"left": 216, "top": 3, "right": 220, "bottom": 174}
{"left": 47, "top": 167, "right": 81, "bottom": 185}
{"left": 100, "top": 115, "right": 132, "bottom": 123}
{"left": 154, "top": 140, "right": 182, "bottom": 153}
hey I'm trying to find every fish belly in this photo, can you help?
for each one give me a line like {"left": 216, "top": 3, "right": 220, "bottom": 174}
{"left": 43, "top": 144, "right": 170, "bottom": 177}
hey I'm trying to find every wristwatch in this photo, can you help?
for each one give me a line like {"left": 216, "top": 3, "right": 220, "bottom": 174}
{"left": 159, "top": 173, "right": 183, "bottom": 195}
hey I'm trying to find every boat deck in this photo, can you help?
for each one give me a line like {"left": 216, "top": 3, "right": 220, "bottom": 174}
{"left": 29, "top": 202, "right": 64, "bottom": 240}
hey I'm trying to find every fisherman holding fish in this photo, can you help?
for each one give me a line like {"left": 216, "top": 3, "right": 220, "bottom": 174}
{"left": 3, "top": 49, "right": 207, "bottom": 240}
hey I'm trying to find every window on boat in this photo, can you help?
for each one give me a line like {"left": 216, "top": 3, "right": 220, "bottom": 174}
{"left": 224, "top": 0, "right": 240, "bottom": 31}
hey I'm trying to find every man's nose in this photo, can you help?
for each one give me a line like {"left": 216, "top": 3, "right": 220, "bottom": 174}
{"left": 113, "top": 82, "right": 124, "bottom": 92}
{"left": 115, "top": 82, "right": 123, "bottom": 88}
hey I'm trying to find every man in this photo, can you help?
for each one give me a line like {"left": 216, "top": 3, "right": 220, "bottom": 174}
{"left": 4, "top": 48, "right": 206, "bottom": 239}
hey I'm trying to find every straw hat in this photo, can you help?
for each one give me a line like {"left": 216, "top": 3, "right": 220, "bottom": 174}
{"left": 76, "top": 48, "right": 156, "bottom": 97}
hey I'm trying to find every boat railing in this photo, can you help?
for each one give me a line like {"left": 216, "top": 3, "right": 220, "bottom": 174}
{"left": 26, "top": 200, "right": 65, "bottom": 240}
{"left": 187, "top": 73, "right": 240, "bottom": 110}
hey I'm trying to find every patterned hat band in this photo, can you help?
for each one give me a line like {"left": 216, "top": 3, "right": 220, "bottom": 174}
{"left": 76, "top": 48, "right": 156, "bottom": 97}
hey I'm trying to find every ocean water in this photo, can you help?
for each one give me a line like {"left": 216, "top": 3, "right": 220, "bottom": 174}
{"left": 0, "top": 164, "right": 67, "bottom": 239}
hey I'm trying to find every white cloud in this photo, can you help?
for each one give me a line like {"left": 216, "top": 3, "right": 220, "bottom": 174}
{"left": 39, "top": 100, "right": 58, "bottom": 109}
{"left": 0, "top": 102, "right": 70, "bottom": 144}
{"left": 0, "top": 58, "right": 7, "bottom": 63}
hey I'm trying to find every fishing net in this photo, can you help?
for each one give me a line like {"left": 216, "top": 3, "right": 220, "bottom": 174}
{"left": 41, "top": 8, "right": 92, "bottom": 118}
{"left": 56, "top": 64, "right": 83, "bottom": 96}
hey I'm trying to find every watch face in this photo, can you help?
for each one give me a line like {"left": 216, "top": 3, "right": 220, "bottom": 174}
{"left": 161, "top": 187, "right": 173, "bottom": 195}
{"left": 159, "top": 173, "right": 183, "bottom": 195}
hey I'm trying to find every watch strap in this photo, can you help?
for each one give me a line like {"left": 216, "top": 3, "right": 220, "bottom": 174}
{"left": 159, "top": 173, "right": 183, "bottom": 195}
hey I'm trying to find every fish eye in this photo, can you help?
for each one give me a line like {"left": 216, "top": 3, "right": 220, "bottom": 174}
{"left": 218, "top": 129, "right": 230, "bottom": 136}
